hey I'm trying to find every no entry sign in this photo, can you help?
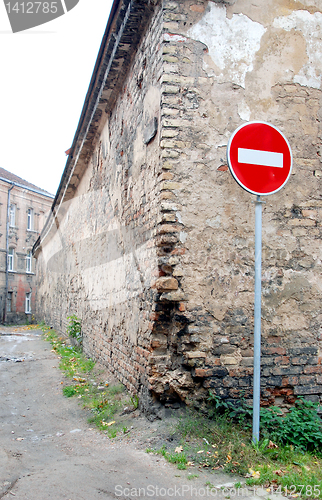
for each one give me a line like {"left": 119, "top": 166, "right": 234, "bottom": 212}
{"left": 227, "top": 122, "right": 292, "bottom": 196}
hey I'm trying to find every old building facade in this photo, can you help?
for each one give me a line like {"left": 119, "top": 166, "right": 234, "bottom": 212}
{"left": 34, "top": 0, "right": 322, "bottom": 412}
{"left": 0, "top": 168, "right": 53, "bottom": 324}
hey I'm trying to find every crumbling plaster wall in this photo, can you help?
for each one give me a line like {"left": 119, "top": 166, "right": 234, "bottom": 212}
{"left": 36, "top": 0, "right": 322, "bottom": 409}
{"left": 153, "top": 0, "right": 322, "bottom": 406}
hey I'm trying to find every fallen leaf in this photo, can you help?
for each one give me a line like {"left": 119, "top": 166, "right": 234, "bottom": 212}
{"left": 107, "top": 421, "right": 115, "bottom": 426}
{"left": 273, "top": 469, "right": 284, "bottom": 476}
{"left": 187, "top": 461, "right": 194, "bottom": 466}
{"left": 197, "top": 450, "right": 204, "bottom": 454}
{"left": 175, "top": 446, "right": 183, "bottom": 453}
{"left": 268, "top": 440, "right": 278, "bottom": 449}
{"left": 248, "top": 468, "right": 260, "bottom": 478}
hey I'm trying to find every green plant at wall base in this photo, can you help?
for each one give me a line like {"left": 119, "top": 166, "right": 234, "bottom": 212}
{"left": 260, "top": 398, "right": 322, "bottom": 452}
{"left": 208, "top": 392, "right": 322, "bottom": 453}
{"left": 67, "top": 315, "right": 82, "bottom": 343}
{"left": 130, "top": 394, "right": 139, "bottom": 409}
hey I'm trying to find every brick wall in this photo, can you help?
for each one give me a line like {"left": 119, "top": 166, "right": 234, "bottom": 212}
{"left": 148, "top": 0, "right": 322, "bottom": 408}
{"left": 36, "top": 0, "right": 322, "bottom": 411}
{"left": 36, "top": 3, "right": 164, "bottom": 397}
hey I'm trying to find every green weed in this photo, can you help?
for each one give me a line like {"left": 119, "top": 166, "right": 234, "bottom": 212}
{"left": 66, "top": 315, "right": 82, "bottom": 343}
{"left": 156, "top": 445, "right": 188, "bottom": 470}
{"left": 130, "top": 394, "right": 139, "bottom": 409}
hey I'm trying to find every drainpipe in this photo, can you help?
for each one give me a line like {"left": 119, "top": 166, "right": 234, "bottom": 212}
{"left": 3, "top": 183, "right": 15, "bottom": 323}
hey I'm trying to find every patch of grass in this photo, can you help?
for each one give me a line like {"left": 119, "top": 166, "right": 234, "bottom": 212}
{"left": 107, "top": 383, "right": 125, "bottom": 396}
{"left": 42, "top": 325, "right": 137, "bottom": 439}
{"left": 187, "top": 474, "right": 199, "bottom": 480}
{"left": 63, "top": 385, "right": 77, "bottom": 397}
{"left": 156, "top": 445, "right": 188, "bottom": 470}
{"left": 157, "top": 408, "right": 322, "bottom": 499}
{"left": 43, "top": 328, "right": 94, "bottom": 378}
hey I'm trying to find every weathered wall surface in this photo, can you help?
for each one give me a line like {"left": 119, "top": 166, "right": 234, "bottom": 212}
{"left": 36, "top": 4, "right": 163, "bottom": 395}
{"left": 36, "top": 0, "right": 322, "bottom": 411}
{"left": 152, "top": 0, "right": 322, "bottom": 407}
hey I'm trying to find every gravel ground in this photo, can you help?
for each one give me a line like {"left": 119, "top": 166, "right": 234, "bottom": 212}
{"left": 0, "top": 326, "right": 280, "bottom": 500}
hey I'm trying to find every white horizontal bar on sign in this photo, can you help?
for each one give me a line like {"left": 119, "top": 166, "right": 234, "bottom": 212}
{"left": 238, "top": 148, "right": 283, "bottom": 168}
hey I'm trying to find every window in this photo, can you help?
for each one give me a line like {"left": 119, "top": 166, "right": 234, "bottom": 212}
{"left": 25, "top": 292, "right": 31, "bottom": 314}
{"left": 8, "top": 248, "right": 14, "bottom": 271}
{"left": 7, "top": 292, "right": 13, "bottom": 313}
{"left": 27, "top": 208, "right": 34, "bottom": 230}
{"left": 26, "top": 250, "right": 32, "bottom": 273}
{"left": 9, "top": 204, "right": 16, "bottom": 227}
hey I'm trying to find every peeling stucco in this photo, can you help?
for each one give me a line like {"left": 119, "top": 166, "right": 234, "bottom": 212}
{"left": 188, "top": 2, "right": 266, "bottom": 88}
{"left": 237, "top": 101, "right": 251, "bottom": 121}
{"left": 273, "top": 10, "right": 322, "bottom": 89}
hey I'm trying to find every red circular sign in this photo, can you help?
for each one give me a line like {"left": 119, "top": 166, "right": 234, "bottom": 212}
{"left": 227, "top": 122, "right": 292, "bottom": 196}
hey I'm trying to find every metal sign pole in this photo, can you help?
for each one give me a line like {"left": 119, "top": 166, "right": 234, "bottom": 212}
{"left": 253, "top": 195, "right": 263, "bottom": 443}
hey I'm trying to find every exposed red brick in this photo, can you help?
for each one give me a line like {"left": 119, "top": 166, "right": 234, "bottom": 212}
{"left": 171, "top": 247, "right": 186, "bottom": 255}
{"left": 304, "top": 365, "right": 322, "bottom": 374}
{"left": 264, "top": 347, "right": 287, "bottom": 355}
{"left": 275, "top": 356, "right": 290, "bottom": 365}
{"left": 190, "top": 4, "right": 205, "bottom": 12}
{"left": 194, "top": 368, "right": 212, "bottom": 377}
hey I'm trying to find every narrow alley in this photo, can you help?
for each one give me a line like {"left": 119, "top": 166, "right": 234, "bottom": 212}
{"left": 0, "top": 326, "right": 255, "bottom": 500}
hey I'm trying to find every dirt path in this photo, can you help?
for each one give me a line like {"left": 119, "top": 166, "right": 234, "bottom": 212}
{"left": 0, "top": 327, "right": 268, "bottom": 500}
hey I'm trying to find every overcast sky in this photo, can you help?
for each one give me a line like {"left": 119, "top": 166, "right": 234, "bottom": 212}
{"left": 0, "top": 0, "right": 113, "bottom": 195}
